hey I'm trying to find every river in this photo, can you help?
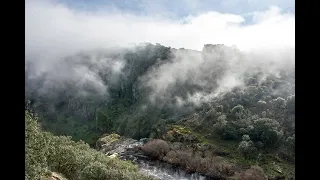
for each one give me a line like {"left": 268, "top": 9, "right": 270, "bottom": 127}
{"left": 115, "top": 139, "right": 213, "bottom": 180}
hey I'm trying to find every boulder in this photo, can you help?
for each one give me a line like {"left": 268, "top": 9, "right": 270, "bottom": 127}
{"left": 139, "top": 138, "right": 149, "bottom": 144}
{"left": 96, "top": 133, "right": 121, "bottom": 151}
{"left": 107, "top": 153, "right": 119, "bottom": 159}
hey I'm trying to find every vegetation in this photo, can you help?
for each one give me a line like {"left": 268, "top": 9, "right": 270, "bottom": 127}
{"left": 25, "top": 111, "right": 153, "bottom": 180}
{"left": 234, "top": 166, "right": 268, "bottom": 180}
{"left": 26, "top": 43, "right": 294, "bottom": 179}
{"left": 142, "top": 139, "right": 238, "bottom": 179}
{"left": 96, "top": 133, "right": 121, "bottom": 150}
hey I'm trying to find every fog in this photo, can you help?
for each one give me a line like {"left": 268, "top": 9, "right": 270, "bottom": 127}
{"left": 139, "top": 45, "right": 294, "bottom": 106}
{"left": 25, "top": 0, "right": 294, "bottom": 106}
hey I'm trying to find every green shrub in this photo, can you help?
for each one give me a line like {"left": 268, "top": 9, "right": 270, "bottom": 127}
{"left": 25, "top": 111, "right": 50, "bottom": 180}
{"left": 237, "top": 135, "right": 258, "bottom": 159}
{"left": 249, "top": 118, "right": 283, "bottom": 150}
{"left": 25, "top": 111, "right": 153, "bottom": 180}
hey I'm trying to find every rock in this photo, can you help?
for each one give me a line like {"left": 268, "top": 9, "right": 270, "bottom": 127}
{"left": 97, "top": 134, "right": 144, "bottom": 156}
{"left": 41, "top": 172, "right": 68, "bottom": 180}
{"left": 139, "top": 138, "right": 149, "bottom": 144}
{"left": 108, "top": 153, "right": 119, "bottom": 159}
{"left": 96, "top": 134, "right": 151, "bottom": 161}
{"left": 96, "top": 133, "right": 121, "bottom": 151}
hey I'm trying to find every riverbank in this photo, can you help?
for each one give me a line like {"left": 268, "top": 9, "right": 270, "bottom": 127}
{"left": 96, "top": 131, "right": 294, "bottom": 180}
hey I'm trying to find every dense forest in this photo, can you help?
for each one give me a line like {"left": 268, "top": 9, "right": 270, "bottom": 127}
{"left": 25, "top": 43, "right": 295, "bottom": 179}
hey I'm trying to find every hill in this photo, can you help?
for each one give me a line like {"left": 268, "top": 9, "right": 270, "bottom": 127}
{"left": 25, "top": 43, "right": 295, "bottom": 179}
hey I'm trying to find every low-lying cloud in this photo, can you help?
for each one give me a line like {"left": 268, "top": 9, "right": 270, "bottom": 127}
{"left": 25, "top": 0, "right": 294, "bottom": 106}
{"left": 139, "top": 45, "right": 294, "bottom": 107}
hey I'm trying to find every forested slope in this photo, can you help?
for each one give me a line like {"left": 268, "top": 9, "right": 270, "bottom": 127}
{"left": 26, "top": 43, "right": 295, "bottom": 179}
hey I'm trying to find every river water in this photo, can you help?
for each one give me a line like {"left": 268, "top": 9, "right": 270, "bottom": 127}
{"left": 116, "top": 140, "right": 211, "bottom": 180}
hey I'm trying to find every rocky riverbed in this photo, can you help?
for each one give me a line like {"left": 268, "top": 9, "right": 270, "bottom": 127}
{"left": 96, "top": 134, "right": 210, "bottom": 180}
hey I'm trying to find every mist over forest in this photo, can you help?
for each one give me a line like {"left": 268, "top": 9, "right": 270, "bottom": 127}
{"left": 25, "top": 1, "right": 294, "bottom": 180}
{"left": 26, "top": 42, "right": 294, "bottom": 140}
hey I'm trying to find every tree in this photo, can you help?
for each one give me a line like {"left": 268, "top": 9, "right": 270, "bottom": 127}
{"left": 230, "top": 104, "right": 245, "bottom": 120}
{"left": 250, "top": 118, "right": 283, "bottom": 150}
{"left": 237, "top": 135, "right": 258, "bottom": 159}
{"left": 257, "top": 100, "right": 267, "bottom": 113}
{"left": 213, "top": 115, "right": 227, "bottom": 134}
{"left": 270, "top": 97, "right": 287, "bottom": 119}
{"left": 286, "top": 94, "right": 295, "bottom": 121}
{"left": 245, "top": 86, "right": 259, "bottom": 106}
{"left": 285, "top": 134, "right": 295, "bottom": 153}
{"left": 286, "top": 95, "right": 295, "bottom": 114}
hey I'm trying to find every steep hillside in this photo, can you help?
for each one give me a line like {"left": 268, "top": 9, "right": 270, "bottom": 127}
{"left": 25, "top": 111, "right": 153, "bottom": 180}
{"left": 26, "top": 43, "right": 294, "bottom": 141}
{"left": 25, "top": 43, "right": 294, "bottom": 179}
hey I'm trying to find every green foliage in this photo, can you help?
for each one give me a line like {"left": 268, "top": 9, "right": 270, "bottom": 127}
{"left": 98, "top": 133, "right": 120, "bottom": 144}
{"left": 171, "top": 125, "right": 192, "bottom": 134}
{"left": 237, "top": 135, "right": 258, "bottom": 159}
{"left": 221, "top": 122, "right": 239, "bottom": 140}
{"left": 285, "top": 134, "right": 295, "bottom": 154}
{"left": 249, "top": 118, "right": 283, "bottom": 150}
{"left": 80, "top": 160, "right": 153, "bottom": 180}
{"left": 25, "top": 111, "right": 50, "bottom": 180}
{"left": 26, "top": 44, "right": 294, "bottom": 179}
{"left": 25, "top": 111, "right": 153, "bottom": 180}
{"left": 230, "top": 104, "right": 245, "bottom": 120}
{"left": 212, "top": 115, "right": 227, "bottom": 134}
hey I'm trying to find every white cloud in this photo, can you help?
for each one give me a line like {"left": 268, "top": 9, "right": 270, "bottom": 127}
{"left": 25, "top": 0, "right": 294, "bottom": 57}
{"left": 25, "top": 0, "right": 294, "bottom": 105}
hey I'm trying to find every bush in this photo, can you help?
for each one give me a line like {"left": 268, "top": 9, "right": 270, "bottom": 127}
{"left": 141, "top": 139, "right": 170, "bottom": 158}
{"left": 81, "top": 161, "right": 123, "bottom": 180}
{"left": 285, "top": 134, "right": 295, "bottom": 153}
{"left": 25, "top": 111, "right": 153, "bottom": 180}
{"left": 221, "top": 122, "right": 239, "bottom": 140}
{"left": 235, "top": 166, "right": 268, "bottom": 180}
{"left": 25, "top": 111, "right": 50, "bottom": 180}
{"left": 249, "top": 118, "right": 283, "bottom": 150}
{"left": 237, "top": 135, "right": 258, "bottom": 159}
{"left": 163, "top": 150, "right": 235, "bottom": 179}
